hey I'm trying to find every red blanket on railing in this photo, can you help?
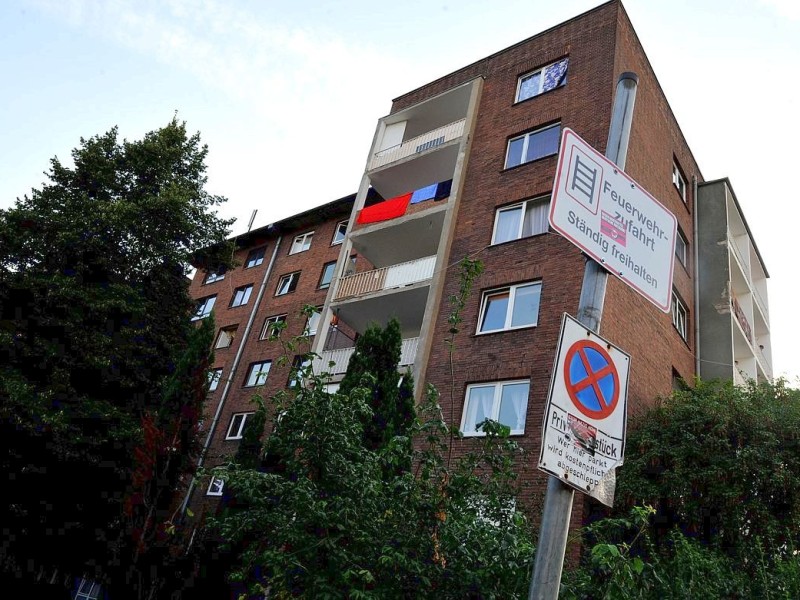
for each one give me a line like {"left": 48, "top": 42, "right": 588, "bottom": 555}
{"left": 356, "top": 193, "right": 412, "bottom": 225}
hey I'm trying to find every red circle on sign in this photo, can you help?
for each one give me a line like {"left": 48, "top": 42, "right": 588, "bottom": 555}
{"left": 563, "top": 339, "right": 619, "bottom": 420}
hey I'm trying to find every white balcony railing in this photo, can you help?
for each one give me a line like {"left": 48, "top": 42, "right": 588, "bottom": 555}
{"left": 334, "top": 255, "right": 436, "bottom": 301}
{"left": 314, "top": 337, "right": 420, "bottom": 375}
{"left": 369, "top": 119, "right": 466, "bottom": 170}
{"left": 752, "top": 287, "right": 769, "bottom": 322}
{"left": 727, "top": 232, "right": 750, "bottom": 283}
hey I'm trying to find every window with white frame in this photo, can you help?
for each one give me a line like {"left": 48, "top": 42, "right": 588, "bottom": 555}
{"left": 207, "top": 476, "right": 224, "bottom": 496}
{"left": 288, "top": 355, "right": 312, "bottom": 388}
{"left": 515, "top": 58, "right": 569, "bottom": 102}
{"left": 290, "top": 231, "right": 314, "bottom": 254}
{"left": 478, "top": 282, "right": 542, "bottom": 333}
{"left": 203, "top": 267, "right": 226, "bottom": 284}
{"left": 461, "top": 380, "right": 530, "bottom": 436}
{"left": 319, "top": 261, "right": 336, "bottom": 289}
{"left": 671, "top": 291, "right": 688, "bottom": 340}
{"left": 304, "top": 309, "right": 322, "bottom": 336}
{"left": 230, "top": 284, "right": 253, "bottom": 307}
{"left": 244, "top": 360, "right": 272, "bottom": 387}
{"left": 215, "top": 325, "right": 238, "bottom": 349}
{"left": 225, "top": 412, "right": 254, "bottom": 440}
{"left": 673, "top": 163, "right": 687, "bottom": 202}
{"left": 332, "top": 221, "right": 348, "bottom": 245}
{"left": 323, "top": 382, "right": 340, "bottom": 395}
{"left": 260, "top": 314, "right": 287, "bottom": 339}
{"left": 208, "top": 368, "right": 223, "bottom": 392}
{"left": 492, "top": 196, "right": 550, "bottom": 244}
{"left": 505, "top": 124, "right": 560, "bottom": 169}
{"left": 191, "top": 295, "right": 216, "bottom": 321}
{"left": 675, "top": 229, "right": 688, "bottom": 267}
{"left": 245, "top": 247, "right": 266, "bottom": 268}
{"left": 276, "top": 272, "right": 300, "bottom": 296}
{"left": 74, "top": 578, "right": 102, "bottom": 600}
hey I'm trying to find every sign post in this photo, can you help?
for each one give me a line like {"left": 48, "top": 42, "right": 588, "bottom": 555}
{"left": 529, "top": 72, "right": 639, "bottom": 600}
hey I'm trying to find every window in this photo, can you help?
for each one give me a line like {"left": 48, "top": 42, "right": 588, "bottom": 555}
{"left": 191, "top": 295, "right": 216, "bottom": 321}
{"left": 304, "top": 309, "right": 322, "bottom": 336}
{"left": 671, "top": 291, "right": 688, "bottom": 340}
{"left": 203, "top": 267, "right": 226, "bottom": 284}
{"left": 225, "top": 412, "right": 254, "bottom": 440}
{"left": 492, "top": 196, "right": 550, "bottom": 244}
{"left": 244, "top": 360, "right": 272, "bottom": 387}
{"left": 260, "top": 314, "right": 287, "bottom": 339}
{"left": 74, "top": 579, "right": 102, "bottom": 600}
{"left": 245, "top": 247, "right": 266, "bottom": 268}
{"left": 276, "top": 272, "right": 300, "bottom": 296}
{"left": 673, "top": 163, "right": 687, "bottom": 202}
{"left": 207, "top": 476, "right": 224, "bottom": 496}
{"left": 461, "top": 380, "right": 530, "bottom": 436}
{"left": 323, "top": 382, "right": 341, "bottom": 395}
{"left": 319, "top": 261, "right": 336, "bottom": 289}
{"left": 332, "top": 220, "right": 348, "bottom": 245}
{"left": 288, "top": 355, "right": 312, "bottom": 388}
{"left": 478, "top": 282, "right": 542, "bottom": 333}
{"left": 290, "top": 231, "right": 314, "bottom": 254}
{"left": 505, "top": 123, "right": 560, "bottom": 169}
{"left": 208, "top": 368, "right": 223, "bottom": 392}
{"left": 675, "top": 229, "right": 688, "bottom": 267}
{"left": 515, "top": 58, "right": 569, "bottom": 102}
{"left": 215, "top": 326, "right": 238, "bottom": 349}
{"left": 230, "top": 284, "right": 253, "bottom": 307}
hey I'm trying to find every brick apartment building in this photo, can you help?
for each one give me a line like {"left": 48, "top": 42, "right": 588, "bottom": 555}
{"left": 184, "top": 0, "right": 771, "bottom": 521}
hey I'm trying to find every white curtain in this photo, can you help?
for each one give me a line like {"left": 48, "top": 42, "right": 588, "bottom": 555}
{"left": 499, "top": 382, "right": 529, "bottom": 432}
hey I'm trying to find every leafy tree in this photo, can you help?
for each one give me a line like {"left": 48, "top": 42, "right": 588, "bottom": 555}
{"left": 0, "top": 119, "right": 232, "bottom": 598}
{"left": 338, "top": 317, "right": 415, "bottom": 453}
{"left": 562, "top": 379, "right": 800, "bottom": 599}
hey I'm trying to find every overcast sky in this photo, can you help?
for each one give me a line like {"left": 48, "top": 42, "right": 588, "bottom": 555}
{"left": 1, "top": 0, "right": 798, "bottom": 382}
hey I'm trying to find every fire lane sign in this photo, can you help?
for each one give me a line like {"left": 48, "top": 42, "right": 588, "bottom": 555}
{"left": 538, "top": 313, "right": 631, "bottom": 507}
{"left": 549, "top": 128, "right": 678, "bottom": 312}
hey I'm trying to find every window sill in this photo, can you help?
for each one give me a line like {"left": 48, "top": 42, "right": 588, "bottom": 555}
{"left": 475, "top": 324, "right": 538, "bottom": 337}
{"left": 460, "top": 430, "right": 525, "bottom": 438}
{"left": 489, "top": 231, "right": 549, "bottom": 248}
{"left": 501, "top": 152, "right": 557, "bottom": 173}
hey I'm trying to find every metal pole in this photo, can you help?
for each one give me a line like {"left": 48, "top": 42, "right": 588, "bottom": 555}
{"left": 529, "top": 72, "right": 638, "bottom": 600}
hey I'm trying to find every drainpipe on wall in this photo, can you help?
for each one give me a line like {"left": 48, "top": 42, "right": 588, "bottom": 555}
{"left": 180, "top": 235, "right": 282, "bottom": 517}
{"left": 693, "top": 176, "right": 700, "bottom": 377}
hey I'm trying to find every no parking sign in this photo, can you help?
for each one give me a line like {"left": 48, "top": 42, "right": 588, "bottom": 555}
{"left": 538, "top": 313, "right": 630, "bottom": 506}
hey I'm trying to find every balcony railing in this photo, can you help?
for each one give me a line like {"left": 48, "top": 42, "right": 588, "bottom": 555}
{"left": 369, "top": 119, "right": 466, "bottom": 170}
{"left": 752, "top": 287, "right": 769, "bottom": 322}
{"left": 314, "top": 337, "right": 420, "bottom": 375}
{"left": 334, "top": 255, "right": 436, "bottom": 301}
{"left": 727, "top": 232, "right": 750, "bottom": 282}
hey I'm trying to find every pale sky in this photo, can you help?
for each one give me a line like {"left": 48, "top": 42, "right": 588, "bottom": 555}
{"left": 1, "top": 0, "right": 798, "bottom": 382}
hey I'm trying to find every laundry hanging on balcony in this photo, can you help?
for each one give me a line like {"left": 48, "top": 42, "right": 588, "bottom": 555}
{"left": 434, "top": 179, "right": 452, "bottom": 200}
{"left": 410, "top": 183, "right": 438, "bottom": 204}
{"left": 356, "top": 192, "right": 412, "bottom": 224}
{"left": 543, "top": 58, "right": 569, "bottom": 92}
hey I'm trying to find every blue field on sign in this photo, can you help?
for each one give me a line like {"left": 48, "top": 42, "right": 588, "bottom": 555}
{"left": 569, "top": 347, "right": 615, "bottom": 411}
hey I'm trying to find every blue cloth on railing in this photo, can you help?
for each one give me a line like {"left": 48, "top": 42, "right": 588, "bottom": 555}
{"left": 435, "top": 179, "right": 452, "bottom": 200}
{"left": 410, "top": 183, "right": 438, "bottom": 204}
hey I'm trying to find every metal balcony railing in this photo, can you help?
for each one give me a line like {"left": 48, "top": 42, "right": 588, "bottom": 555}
{"left": 334, "top": 255, "right": 436, "bottom": 301}
{"left": 369, "top": 119, "right": 466, "bottom": 170}
{"left": 314, "top": 337, "right": 420, "bottom": 375}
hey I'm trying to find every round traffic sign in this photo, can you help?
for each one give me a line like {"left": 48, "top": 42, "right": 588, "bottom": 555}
{"left": 563, "top": 339, "right": 620, "bottom": 420}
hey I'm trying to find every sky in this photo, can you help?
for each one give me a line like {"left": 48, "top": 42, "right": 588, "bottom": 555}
{"left": 1, "top": 0, "right": 798, "bottom": 382}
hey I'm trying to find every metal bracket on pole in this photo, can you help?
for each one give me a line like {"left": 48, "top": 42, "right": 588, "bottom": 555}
{"left": 528, "top": 71, "right": 638, "bottom": 600}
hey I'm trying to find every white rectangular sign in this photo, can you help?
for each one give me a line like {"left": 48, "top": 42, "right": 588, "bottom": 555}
{"left": 549, "top": 128, "right": 678, "bottom": 312}
{"left": 538, "top": 313, "right": 631, "bottom": 507}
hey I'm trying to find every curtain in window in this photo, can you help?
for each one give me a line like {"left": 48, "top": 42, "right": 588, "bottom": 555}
{"left": 495, "top": 207, "right": 521, "bottom": 243}
{"left": 357, "top": 192, "right": 412, "bottom": 224}
{"left": 543, "top": 58, "right": 569, "bottom": 92}
{"left": 465, "top": 386, "right": 494, "bottom": 433}
{"left": 526, "top": 126, "right": 560, "bottom": 162}
{"left": 498, "top": 383, "right": 529, "bottom": 431}
{"left": 521, "top": 200, "right": 549, "bottom": 237}
{"left": 518, "top": 71, "right": 541, "bottom": 100}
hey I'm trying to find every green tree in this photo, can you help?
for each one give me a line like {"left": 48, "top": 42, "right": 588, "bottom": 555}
{"left": 338, "top": 318, "right": 415, "bottom": 452}
{"left": 562, "top": 379, "right": 800, "bottom": 599}
{"left": 0, "top": 119, "right": 232, "bottom": 598}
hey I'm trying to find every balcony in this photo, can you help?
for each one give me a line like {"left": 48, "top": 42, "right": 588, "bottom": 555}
{"left": 368, "top": 119, "right": 466, "bottom": 171}
{"left": 314, "top": 337, "right": 419, "bottom": 376}
{"left": 334, "top": 255, "right": 436, "bottom": 301}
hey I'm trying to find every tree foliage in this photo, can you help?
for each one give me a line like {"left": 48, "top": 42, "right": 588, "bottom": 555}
{"left": 562, "top": 379, "right": 800, "bottom": 599}
{"left": 209, "top": 318, "right": 535, "bottom": 598}
{"left": 0, "top": 119, "right": 232, "bottom": 597}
